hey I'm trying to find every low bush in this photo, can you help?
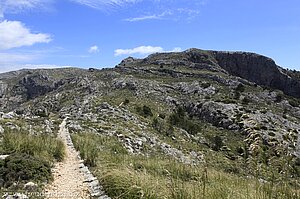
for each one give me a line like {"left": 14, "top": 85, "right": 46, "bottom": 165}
{"left": 136, "top": 105, "right": 153, "bottom": 117}
{"left": 235, "top": 84, "right": 245, "bottom": 93}
{"left": 275, "top": 93, "right": 284, "bottom": 103}
{"left": 169, "top": 107, "right": 202, "bottom": 135}
{"left": 123, "top": 98, "right": 130, "bottom": 105}
{"left": 201, "top": 82, "right": 211, "bottom": 89}
{"left": 211, "top": 135, "right": 223, "bottom": 151}
{"left": 0, "top": 153, "right": 52, "bottom": 188}
{"left": 242, "top": 96, "right": 251, "bottom": 105}
{"left": 152, "top": 117, "right": 174, "bottom": 137}
{"left": 288, "top": 99, "right": 300, "bottom": 107}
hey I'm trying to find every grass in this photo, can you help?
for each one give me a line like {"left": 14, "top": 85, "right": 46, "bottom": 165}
{"left": 0, "top": 129, "right": 65, "bottom": 163}
{"left": 0, "top": 127, "right": 65, "bottom": 194}
{"left": 72, "top": 132, "right": 300, "bottom": 199}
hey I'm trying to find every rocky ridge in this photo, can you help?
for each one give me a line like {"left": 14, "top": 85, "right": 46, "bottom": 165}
{"left": 0, "top": 48, "right": 300, "bottom": 197}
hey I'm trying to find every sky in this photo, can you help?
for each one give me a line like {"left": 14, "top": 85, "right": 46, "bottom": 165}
{"left": 0, "top": 0, "right": 299, "bottom": 73}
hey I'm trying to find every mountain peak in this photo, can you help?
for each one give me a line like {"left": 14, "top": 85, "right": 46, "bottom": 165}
{"left": 117, "top": 48, "right": 300, "bottom": 98}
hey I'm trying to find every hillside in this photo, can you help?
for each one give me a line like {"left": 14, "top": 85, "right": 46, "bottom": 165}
{"left": 0, "top": 48, "right": 300, "bottom": 198}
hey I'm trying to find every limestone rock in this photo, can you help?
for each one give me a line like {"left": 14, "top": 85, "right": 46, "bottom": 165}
{"left": 0, "top": 125, "right": 4, "bottom": 134}
{"left": 24, "top": 182, "right": 38, "bottom": 191}
{"left": 0, "top": 155, "right": 9, "bottom": 160}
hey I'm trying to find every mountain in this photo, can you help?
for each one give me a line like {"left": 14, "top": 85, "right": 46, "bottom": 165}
{"left": 0, "top": 48, "right": 299, "bottom": 198}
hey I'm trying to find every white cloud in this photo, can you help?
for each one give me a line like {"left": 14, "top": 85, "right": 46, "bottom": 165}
{"left": 88, "top": 45, "right": 99, "bottom": 53}
{"left": 114, "top": 46, "right": 164, "bottom": 56}
{"left": 70, "top": 0, "right": 139, "bottom": 10}
{"left": 171, "top": 47, "right": 182, "bottom": 52}
{"left": 0, "top": 64, "right": 73, "bottom": 73}
{"left": 0, "top": 20, "right": 51, "bottom": 50}
{"left": 114, "top": 46, "right": 182, "bottom": 56}
{"left": 22, "top": 64, "right": 73, "bottom": 70}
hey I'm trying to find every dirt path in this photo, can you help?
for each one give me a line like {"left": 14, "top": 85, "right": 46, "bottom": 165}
{"left": 45, "top": 119, "right": 90, "bottom": 199}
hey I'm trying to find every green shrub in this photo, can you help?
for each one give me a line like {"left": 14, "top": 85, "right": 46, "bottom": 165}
{"left": 136, "top": 105, "right": 153, "bottom": 117}
{"left": 0, "top": 153, "right": 52, "bottom": 188}
{"left": 158, "top": 113, "right": 166, "bottom": 119}
{"left": 232, "top": 84, "right": 245, "bottom": 100}
{"left": 260, "top": 109, "right": 267, "bottom": 114}
{"left": 242, "top": 96, "right": 251, "bottom": 105}
{"left": 123, "top": 99, "right": 130, "bottom": 105}
{"left": 201, "top": 82, "right": 211, "bottom": 89}
{"left": 222, "top": 98, "right": 237, "bottom": 104}
{"left": 152, "top": 117, "right": 174, "bottom": 137}
{"left": 234, "top": 91, "right": 241, "bottom": 100}
{"left": 169, "top": 107, "right": 201, "bottom": 135}
{"left": 275, "top": 93, "right": 284, "bottom": 103}
{"left": 288, "top": 99, "right": 300, "bottom": 107}
{"left": 211, "top": 135, "right": 223, "bottom": 151}
{"left": 169, "top": 107, "right": 185, "bottom": 125}
{"left": 235, "top": 84, "right": 245, "bottom": 93}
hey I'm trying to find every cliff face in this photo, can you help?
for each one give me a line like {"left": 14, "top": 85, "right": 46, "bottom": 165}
{"left": 0, "top": 68, "right": 86, "bottom": 111}
{"left": 211, "top": 51, "right": 300, "bottom": 98}
{"left": 119, "top": 49, "right": 300, "bottom": 98}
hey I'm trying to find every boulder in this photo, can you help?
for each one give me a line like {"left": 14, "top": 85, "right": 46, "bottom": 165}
{"left": 0, "top": 155, "right": 9, "bottom": 160}
{"left": 2, "top": 112, "right": 15, "bottom": 119}
{"left": 24, "top": 181, "right": 38, "bottom": 191}
{"left": 4, "top": 193, "right": 29, "bottom": 199}
{"left": 0, "top": 125, "right": 4, "bottom": 134}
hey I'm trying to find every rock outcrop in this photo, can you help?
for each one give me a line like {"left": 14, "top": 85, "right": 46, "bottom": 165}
{"left": 211, "top": 50, "right": 300, "bottom": 98}
{"left": 118, "top": 48, "right": 300, "bottom": 98}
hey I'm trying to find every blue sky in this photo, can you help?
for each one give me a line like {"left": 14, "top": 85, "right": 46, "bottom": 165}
{"left": 0, "top": 0, "right": 299, "bottom": 73}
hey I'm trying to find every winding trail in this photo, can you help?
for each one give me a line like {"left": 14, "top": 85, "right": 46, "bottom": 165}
{"left": 45, "top": 119, "right": 90, "bottom": 199}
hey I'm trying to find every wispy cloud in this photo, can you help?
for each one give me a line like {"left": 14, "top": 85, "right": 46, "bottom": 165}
{"left": 125, "top": 8, "right": 200, "bottom": 22}
{"left": 70, "top": 0, "right": 139, "bottom": 10}
{"left": 125, "top": 14, "right": 161, "bottom": 22}
{"left": 0, "top": 20, "right": 51, "bottom": 50}
{"left": 124, "top": 11, "right": 172, "bottom": 22}
{"left": 88, "top": 45, "right": 100, "bottom": 53}
{"left": 114, "top": 46, "right": 182, "bottom": 56}
{"left": 0, "top": 0, "right": 53, "bottom": 18}
{"left": 0, "top": 52, "right": 37, "bottom": 64}
{"left": 0, "top": 0, "right": 205, "bottom": 19}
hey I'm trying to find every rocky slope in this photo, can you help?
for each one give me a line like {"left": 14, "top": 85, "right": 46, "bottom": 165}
{"left": 0, "top": 48, "right": 300, "bottom": 197}
{"left": 119, "top": 48, "right": 300, "bottom": 98}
